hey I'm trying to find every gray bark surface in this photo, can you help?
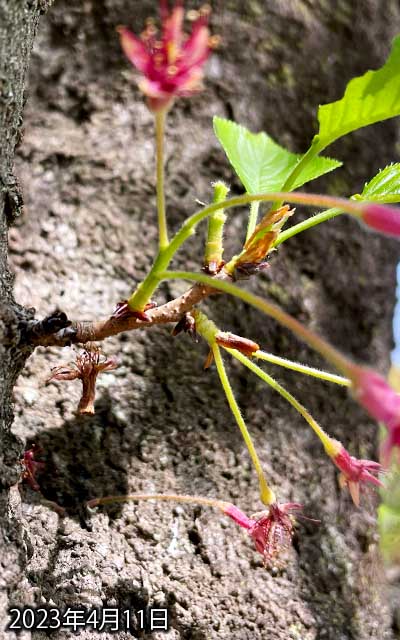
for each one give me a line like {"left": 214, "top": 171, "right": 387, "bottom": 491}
{"left": 1, "top": 1, "right": 400, "bottom": 638}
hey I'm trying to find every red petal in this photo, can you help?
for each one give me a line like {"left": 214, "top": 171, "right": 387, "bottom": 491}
{"left": 348, "top": 481, "right": 360, "bottom": 507}
{"left": 361, "top": 470, "right": 384, "bottom": 488}
{"left": 163, "top": 5, "right": 185, "bottom": 59}
{"left": 182, "top": 24, "right": 210, "bottom": 69}
{"left": 118, "top": 27, "right": 151, "bottom": 74}
{"left": 139, "top": 77, "right": 170, "bottom": 99}
{"left": 172, "top": 68, "right": 204, "bottom": 96}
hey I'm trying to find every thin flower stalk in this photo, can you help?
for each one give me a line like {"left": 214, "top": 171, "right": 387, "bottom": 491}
{"left": 211, "top": 344, "right": 276, "bottom": 506}
{"left": 227, "top": 347, "right": 336, "bottom": 456}
{"left": 127, "top": 190, "right": 382, "bottom": 313}
{"left": 246, "top": 201, "right": 260, "bottom": 243}
{"left": 161, "top": 270, "right": 352, "bottom": 374}
{"left": 226, "top": 348, "right": 384, "bottom": 505}
{"left": 86, "top": 493, "right": 303, "bottom": 565}
{"left": 254, "top": 350, "right": 351, "bottom": 386}
{"left": 87, "top": 492, "right": 230, "bottom": 511}
{"left": 273, "top": 208, "right": 343, "bottom": 247}
{"left": 192, "top": 310, "right": 275, "bottom": 506}
{"left": 155, "top": 108, "right": 169, "bottom": 248}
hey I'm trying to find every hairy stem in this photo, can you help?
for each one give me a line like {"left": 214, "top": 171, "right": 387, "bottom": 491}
{"left": 246, "top": 201, "right": 260, "bottom": 242}
{"left": 280, "top": 140, "right": 320, "bottom": 194}
{"left": 204, "top": 182, "right": 229, "bottom": 271}
{"left": 161, "top": 270, "right": 352, "bottom": 375}
{"left": 274, "top": 208, "right": 343, "bottom": 247}
{"left": 87, "top": 493, "right": 230, "bottom": 511}
{"left": 212, "top": 343, "right": 276, "bottom": 505}
{"left": 155, "top": 108, "right": 169, "bottom": 249}
{"left": 254, "top": 350, "right": 351, "bottom": 386}
{"left": 128, "top": 192, "right": 361, "bottom": 311}
{"left": 227, "top": 348, "right": 337, "bottom": 455}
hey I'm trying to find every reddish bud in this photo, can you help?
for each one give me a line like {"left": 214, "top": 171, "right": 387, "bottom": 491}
{"left": 361, "top": 203, "right": 400, "bottom": 238}
{"left": 215, "top": 332, "right": 260, "bottom": 357}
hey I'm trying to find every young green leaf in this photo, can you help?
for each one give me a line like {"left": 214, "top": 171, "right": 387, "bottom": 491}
{"left": 315, "top": 36, "right": 400, "bottom": 152}
{"left": 213, "top": 117, "right": 341, "bottom": 194}
{"left": 353, "top": 163, "right": 400, "bottom": 203}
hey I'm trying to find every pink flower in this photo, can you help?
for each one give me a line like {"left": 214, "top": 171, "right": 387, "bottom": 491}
{"left": 349, "top": 366, "right": 400, "bottom": 466}
{"left": 381, "top": 424, "right": 400, "bottom": 467}
{"left": 328, "top": 440, "right": 383, "bottom": 506}
{"left": 118, "top": 2, "right": 214, "bottom": 111}
{"left": 360, "top": 203, "right": 400, "bottom": 238}
{"left": 224, "top": 502, "right": 303, "bottom": 564}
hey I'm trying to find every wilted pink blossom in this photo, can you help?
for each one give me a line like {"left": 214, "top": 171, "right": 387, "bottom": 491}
{"left": 118, "top": 2, "right": 214, "bottom": 111}
{"left": 224, "top": 502, "right": 303, "bottom": 564}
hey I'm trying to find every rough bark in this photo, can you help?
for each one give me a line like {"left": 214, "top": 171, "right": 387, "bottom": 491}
{"left": 2, "top": 0, "right": 400, "bottom": 638}
{"left": 0, "top": 0, "right": 52, "bottom": 630}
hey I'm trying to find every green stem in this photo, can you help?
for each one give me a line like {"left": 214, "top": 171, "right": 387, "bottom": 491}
{"left": 254, "top": 350, "right": 351, "bottom": 386}
{"left": 227, "top": 348, "right": 337, "bottom": 456}
{"left": 204, "top": 182, "right": 229, "bottom": 271}
{"left": 128, "top": 225, "right": 195, "bottom": 310}
{"left": 274, "top": 208, "right": 343, "bottom": 247}
{"left": 246, "top": 201, "right": 260, "bottom": 242}
{"left": 160, "top": 269, "right": 353, "bottom": 376}
{"left": 155, "top": 109, "right": 169, "bottom": 249}
{"left": 271, "top": 139, "right": 321, "bottom": 211}
{"left": 281, "top": 140, "right": 321, "bottom": 193}
{"left": 212, "top": 343, "right": 276, "bottom": 506}
{"left": 185, "top": 191, "right": 361, "bottom": 234}
{"left": 128, "top": 191, "right": 361, "bottom": 310}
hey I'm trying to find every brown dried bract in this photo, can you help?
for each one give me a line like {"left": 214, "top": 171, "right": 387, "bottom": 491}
{"left": 111, "top": 300, "right": 157, "bottom": 322}
{"left": 234, "top": 205, "right": 295, "bottom": 276}
{"left": 171, "top": 312, "right": 198, "bottom": 342}
{"left": 47, "top": 344, "right": 118, "bottom": 414}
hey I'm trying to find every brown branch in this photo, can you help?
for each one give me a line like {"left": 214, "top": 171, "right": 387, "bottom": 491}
{"left": 33, "top": 273, "right": 232, "bottom": 348}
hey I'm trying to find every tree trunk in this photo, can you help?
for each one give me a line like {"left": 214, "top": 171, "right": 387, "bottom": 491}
{"left": 2, "top": 1, "right": 399, "bottom": 638}
{"left": 0, "top": 0, "right": 51, "bottom": 629}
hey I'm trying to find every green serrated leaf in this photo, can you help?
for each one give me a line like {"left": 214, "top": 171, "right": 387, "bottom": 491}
{"left": 353, "top": 163, "right": 400, "bottom": 203}
{"left": 213, "top": 117, "right": 341, "bottom": 194}
{"left": 315, "top": 36, "right": 400, "bottom": 151}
